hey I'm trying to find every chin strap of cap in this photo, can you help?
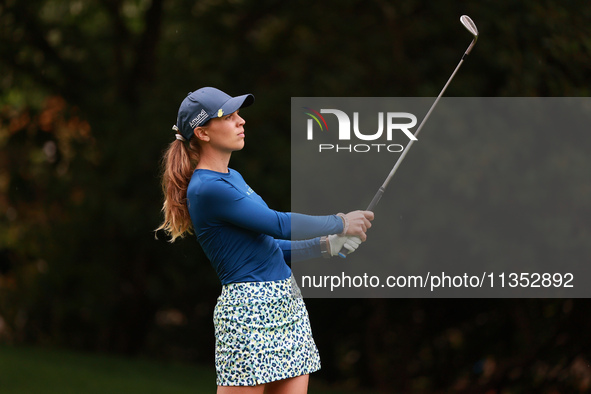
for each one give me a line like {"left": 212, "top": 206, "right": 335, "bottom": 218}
{"left": 172, "top": 125, "right": 186, "bottom": 142}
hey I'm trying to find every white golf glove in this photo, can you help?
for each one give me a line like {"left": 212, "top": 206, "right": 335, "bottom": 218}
{"left": 327, "top": 234, "right": 362, "bottom": 257}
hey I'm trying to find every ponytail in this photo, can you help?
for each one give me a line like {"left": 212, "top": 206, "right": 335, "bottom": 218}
{"left": 156, "top": 136, "right": 200, "bottom": 242}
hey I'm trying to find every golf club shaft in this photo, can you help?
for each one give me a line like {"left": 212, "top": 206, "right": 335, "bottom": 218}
{"left": 338, "top": 36, "right": 477, "bottom": 259}
{"left": 366, "top": 55, "right": 467, "bottom": 211}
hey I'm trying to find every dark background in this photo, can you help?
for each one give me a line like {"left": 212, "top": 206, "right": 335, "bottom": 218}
{"left": 291, "top": 97, "right": 591, "bottom": 298}
{"left": 1, "top": 0, "right": 590, "bottom": 392}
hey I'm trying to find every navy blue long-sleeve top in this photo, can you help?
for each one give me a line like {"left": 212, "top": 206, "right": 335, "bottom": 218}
{"left": 187, "top": 169, "right": 343, "bottom": 284}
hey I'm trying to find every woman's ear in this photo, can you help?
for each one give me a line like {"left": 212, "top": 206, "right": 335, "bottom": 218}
{"left": 193, "top": 127, "right": 209, "bottom": 142}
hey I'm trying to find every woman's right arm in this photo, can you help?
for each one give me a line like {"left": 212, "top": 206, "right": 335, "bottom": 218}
{"left": 196, "top": 180, "right": 373, "bottom": 240}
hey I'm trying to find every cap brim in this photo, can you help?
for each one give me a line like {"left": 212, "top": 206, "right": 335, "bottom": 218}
{"left": 220, "top": 94, "right": 255, "bottom": 116}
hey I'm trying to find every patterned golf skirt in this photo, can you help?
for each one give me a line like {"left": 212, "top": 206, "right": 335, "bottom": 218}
{"left": 213, "top": 274, "right": 321, "bottom": 386}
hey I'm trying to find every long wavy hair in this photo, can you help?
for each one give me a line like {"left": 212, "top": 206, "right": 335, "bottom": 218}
{"left": 156, "top": 136, "right": 201, "bottom": 242}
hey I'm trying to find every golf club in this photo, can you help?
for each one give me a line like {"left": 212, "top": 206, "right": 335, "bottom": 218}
{"left": 340, "top": 15, "right": 479, "bottom": 258}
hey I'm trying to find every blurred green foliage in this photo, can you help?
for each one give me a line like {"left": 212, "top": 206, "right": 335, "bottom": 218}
{"left": 1, "top": 0, "right": 590, "bottom": 391}
{"left": 0, "top": 344, "right": 217, "bottom": 393}
{"left": 0, "top": 344, "right": 369, "bottom": 393}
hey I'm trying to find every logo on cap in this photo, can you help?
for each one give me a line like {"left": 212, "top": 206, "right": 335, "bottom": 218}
{"left": 217, "top": 109, "right": 224, "bottom": 117}
{"left": 190, "top": 109, "right": 209, "bottom": 128}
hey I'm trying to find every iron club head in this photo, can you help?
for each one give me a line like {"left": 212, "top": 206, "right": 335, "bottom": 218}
{"left": 460, "top": 15, "right": 479, "bottom": 37}
{"left": 460, "top": 15, "right": 478, "bottom": 56}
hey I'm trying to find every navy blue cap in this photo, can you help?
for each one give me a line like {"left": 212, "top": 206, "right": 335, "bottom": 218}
{"left": 176, "top": 87, "right": 254, "bottom": 141}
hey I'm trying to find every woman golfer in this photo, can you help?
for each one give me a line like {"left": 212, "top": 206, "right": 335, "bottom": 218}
{"left": 157, "top": 87, "right": 373, "bottom": 393}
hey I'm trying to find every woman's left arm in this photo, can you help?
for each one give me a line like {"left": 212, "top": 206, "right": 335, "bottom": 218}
{"left": 276, "top": 235, "right": 362, "bottom": 263}
{"left": 275, "top": 238, "right": 321, "bottom": 263}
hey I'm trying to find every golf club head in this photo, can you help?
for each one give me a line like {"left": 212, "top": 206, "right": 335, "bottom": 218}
{"left": 460, "top": 15, "right": 478, "bottom": 56}
{"left": 460, "top": 15, "right": 478, "bottom": 37}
